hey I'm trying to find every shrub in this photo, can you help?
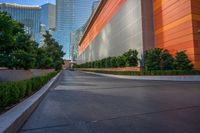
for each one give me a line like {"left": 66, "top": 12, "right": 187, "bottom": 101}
{"left": 123, "top": 49, "right": 139, "bottom": 67}
{"left": 174, "top": 51, "right": 193, "bottom": 70}
{"left": 0, "top": 71, "right": 58, "bottom": 109}
{"left": 144, "top": 48, "right": 177, "bottom": 71}
{"left": 161, "top": 50, "right": 174, "bottom": 70}
{"left": 78, "top": 49, "right": 139, "bottom": 68}
{"left": 110, "top": 57, "right": 118, "bottom": 68}
{"left": 117, "top": 56, "right": 126, "bottom": 67}
{"left": 144, "top": 48, "right": 163, "bottom": 70}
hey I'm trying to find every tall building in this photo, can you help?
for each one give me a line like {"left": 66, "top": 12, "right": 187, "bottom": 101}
{"left": 70, "top": 26, "right": 84, "bottom": 61}
{"left": 92, "top": 1, "right": 100, "bottom": 12}
{"left": 40, "top": 3, "right": 56, "bottom": 45}
{"left": 41, "top": 3, "right": 56, "bottom": 31}
{"left": 78, "top": 0, "right": 154, "bottom": 65}
{"left": 153, "top": 0, "right": 200, "bottom": 69}
{"left": 78, "top": 0, "right": 200, "bottom": 70}
{"left": 54, "top": 0, "right": 97, "bottom": 58}
{"left": 0, "top": 3, "right": 41, "bottom": 43}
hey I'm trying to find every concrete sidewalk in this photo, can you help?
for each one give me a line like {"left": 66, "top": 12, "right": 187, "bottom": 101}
{"left": 83, "top": 71, "right": 200, "bottom": 81}
{"left": 19, "top": 70, "right": 200, "bottom": 133}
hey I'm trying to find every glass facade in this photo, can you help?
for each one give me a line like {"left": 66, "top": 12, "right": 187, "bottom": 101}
{"left": 0, "top": 3, "right": 41, "bottom": 43}
{"left": 70, "top": 26, "right": 84, "bottom": 61}
{"left": 41, "top": 3, "right": 56, "bottom": 31}
{"left": 92, "top": 1, "right": 100, "bottom": 12}
{"left": 54, "top": 0, "right": 97, "bottom": 58}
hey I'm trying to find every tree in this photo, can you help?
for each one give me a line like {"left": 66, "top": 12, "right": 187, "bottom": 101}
{"left": 174, "top": 51, "right": 193, "bottom": 70}
{"left": 41, "top": 31, "right": 65, "bottom": 70}
{"left": 35, "top": 48, "right": 53, "bottom": 69}
{"left": 10, "top": 50, "right": 36, "bottom": 70}
{"left": 0, "top": 12, "right": 38, "bottom": 69}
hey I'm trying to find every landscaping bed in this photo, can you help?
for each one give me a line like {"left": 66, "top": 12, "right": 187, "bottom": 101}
{"left": 82, "top": 70, "right": 200, "bottom": 76}
{"left": 0, "top": 71, "right": 58, "bottom": 113}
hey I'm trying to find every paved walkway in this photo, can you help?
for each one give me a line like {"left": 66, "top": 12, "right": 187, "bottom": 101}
{"left": 19, "top": 70, "right": 200, "bottom": 133}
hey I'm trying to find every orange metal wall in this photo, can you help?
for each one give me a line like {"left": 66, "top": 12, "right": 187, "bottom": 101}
{"left": 79, "top": 0, "right": 126, "bottom": 55}
{"left": 153, "top": 0, "right": 200, "bottom": 69}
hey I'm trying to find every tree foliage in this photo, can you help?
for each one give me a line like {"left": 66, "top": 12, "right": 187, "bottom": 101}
{"left": 0, "top": 12, "right": 65, "bottom": 70}
{"left": 144, "top": 48, "right": 193, "bottom": 71}
{"left": 40, "top": 31, "right": 65, "bottom": 70}
{"left": 144, "top": 48, "right": 163, "bottom": 70}
{"left": 174, "top": 51, "right": 193, "bottom": 70}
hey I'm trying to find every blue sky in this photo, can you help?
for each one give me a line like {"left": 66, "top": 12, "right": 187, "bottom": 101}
{"left": 0, "top": 0, "right": 55, "bottom": 5}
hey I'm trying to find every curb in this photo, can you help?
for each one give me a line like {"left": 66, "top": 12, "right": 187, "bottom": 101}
{"left": 82, "top": 71, "right": 200, "bottom": 81}
{"left": 0, "top": 72, "right": 61, "bottom": 133}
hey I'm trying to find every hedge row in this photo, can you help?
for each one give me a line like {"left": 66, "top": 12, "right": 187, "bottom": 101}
{"left": 77, "top": 48, "right": 194, "bottom": 71}
{"left": 77, "top": 49, "right": 139, "bottom": 68}
{"left": 144, "top": 48, "right": 193, "bottom": 71}
{"left": 82, "top": 70, "right": 200, "bottom": 76}
{"left": 0, "top": 71, "right": 58, "bottom": 109}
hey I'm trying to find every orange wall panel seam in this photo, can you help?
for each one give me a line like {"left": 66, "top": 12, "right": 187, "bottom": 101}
{"left": 155, "top": 14, "right": 193, "bottom": 35}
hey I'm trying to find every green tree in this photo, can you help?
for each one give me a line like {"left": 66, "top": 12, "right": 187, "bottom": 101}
{"left": 174, "top": 51, "right": 193, "bottom": 70}
{"left": 41, "top": 31, "right": 65, "bottom": 70}
{"left": 35, "top": 48, "right": 53, "bottom": 69}
{"left": 0, "top": 12, "right": 38, "bottom": 69}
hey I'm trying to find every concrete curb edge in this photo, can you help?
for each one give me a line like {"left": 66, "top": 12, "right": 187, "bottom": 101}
{"left": 82, "top": 71, "right": 200, "bottom": 81}
{"left": 0, "top": 72, "right": 61, "bottom": 133}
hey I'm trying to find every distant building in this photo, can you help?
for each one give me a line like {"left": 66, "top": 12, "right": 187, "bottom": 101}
{"left": 92, "top": 1, "right": 100, "bottom": 12}
{"left": 62, "top": 60, "right": 72, "bottom": 70}
{"left": 70, "top": 26, "right": 84, "bottom": 61}
{"left": 41, "top": 3, "right": 56, "bottom": 31}
{"left": 40, "top": 3, "right": 56, "bottom": 45}
{"left": 54, "top": 0, "right": 98, "bottom": 58}
{"left": 0, "top": 3, "right": 41, "bottom": 43}
{"left": 78, "top": 0, "right": 200, "bottom": 70}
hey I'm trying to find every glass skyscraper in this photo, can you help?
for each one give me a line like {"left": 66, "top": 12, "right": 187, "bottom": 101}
{"left": 41, "top": 3, "right": 56, "bottom": 31}
{"left": 0, "top": 3, "right": 41, "bottom": 43}
{"left": 92, "top": 1, "right": 100, "bottom": 12}
{"left": 54, "top": 0, "right": 98, "bottom": 58}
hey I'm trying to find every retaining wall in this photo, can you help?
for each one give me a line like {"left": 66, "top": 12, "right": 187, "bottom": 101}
{"left": 0, "top": 69, "right": 54, "bottom": 82}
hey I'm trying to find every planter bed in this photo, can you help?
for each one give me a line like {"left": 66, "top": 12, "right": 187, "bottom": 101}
{"left": 0, "top": 71, "right": 58, "bottom": 114}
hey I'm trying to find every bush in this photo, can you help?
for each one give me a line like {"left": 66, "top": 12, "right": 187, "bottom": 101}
{"left": 161, "top": 50, "right": 174, "bottom": 70}
{"left": 0, "top": 71, "right": 58, "bottom": 109}
{"left": 123, "top": 49, "right": 139, "bottom": 67}
{"left": 117, "top": 56, "right": 126, "bottom": 67}
{"left": 110, "top": 57, "right": 118, "bottom": 68}
{"left": 78, "top": 49, "right": 139, "bottom": 68}
{"left": 144, "top": 48, "right": 193, "bottom": 71}
{"left": 174, "top": 51, "right": 193, "bottom": 70}
{"left": 144, "top": 48, "right": 163, "bottom": 71}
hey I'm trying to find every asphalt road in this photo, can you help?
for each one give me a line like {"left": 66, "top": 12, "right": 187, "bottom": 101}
{"left": 19, "top": 70, "right": 200, "bottom": 133}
